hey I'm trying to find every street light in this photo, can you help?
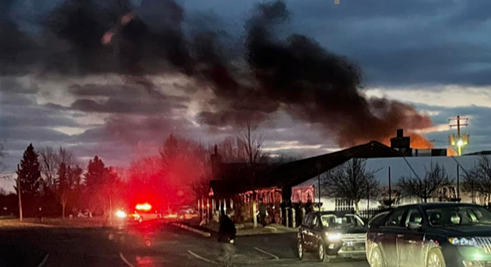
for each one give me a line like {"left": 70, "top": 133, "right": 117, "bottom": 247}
{"left": 457, "top": 139, "right": 464, "bottom": 147}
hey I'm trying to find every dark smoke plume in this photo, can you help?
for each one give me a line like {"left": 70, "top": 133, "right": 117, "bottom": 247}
{"left": 2, "top": 0, "right": 432, "bottom": 147}
{"left": 196, "top": 1, "right": 432, "bottom": 146}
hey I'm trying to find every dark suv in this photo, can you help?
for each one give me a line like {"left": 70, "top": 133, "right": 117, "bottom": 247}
{"left": 367, "top": 203, "right": 491, "bottom": 267}
{"left": 297, "top": 211, "right": 367, "bottom": 262}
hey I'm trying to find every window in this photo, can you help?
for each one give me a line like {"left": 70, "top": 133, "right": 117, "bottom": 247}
{"left": 304, "top": 214, "right": 313, "bottom": 227}
{"left": 369, "top": 212, "right": 388, "bottom": 227}
{"left": 425, "top": 206, "right": 491, "bottom": 226}
{"left": 405, "top": 208, "right": 423, "bottom": 226}
{"left": 385, "top": 208, "right": 405, "bottom": 227}
{"left": 312, "top": 215, "right": 320, "bottom": 228}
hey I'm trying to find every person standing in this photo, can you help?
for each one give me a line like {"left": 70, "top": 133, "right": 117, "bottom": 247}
{"left": 258, "top": 199, "right": 267, "bottom": 227}
{"left": 218, "top": 210, "right": 236, "bottom": 267}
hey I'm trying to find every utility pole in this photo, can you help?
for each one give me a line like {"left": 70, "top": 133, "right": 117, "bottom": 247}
{"left": 449, "top": 115, "right": 469, "bottom": 156}
{"left": 457, "top": 164, "right": 460, "bottom": 200}
{"left": 388, "top": 166, "right": 392, "bottom": 207}
{"left": 16, "top": 165, "right": 23, "bottom": 221}
{"left": 316, "top": 163, "right": 322, "bottom": 211}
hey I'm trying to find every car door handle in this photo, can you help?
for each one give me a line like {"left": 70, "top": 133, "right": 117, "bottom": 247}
{"left": 397, "top": 234, "right": 404, "bottom": 238}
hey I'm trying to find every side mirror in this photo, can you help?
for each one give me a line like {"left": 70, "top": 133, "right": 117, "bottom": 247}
{"left": 407, "top": 222, "right": 422, "bottom": 230}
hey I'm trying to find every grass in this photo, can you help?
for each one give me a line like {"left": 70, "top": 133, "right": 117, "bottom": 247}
{"left": 0, "top": 217, "right": 114, "bottom": 228}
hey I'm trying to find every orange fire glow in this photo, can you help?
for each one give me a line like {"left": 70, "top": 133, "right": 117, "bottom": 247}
{"left": 381, "top": 132, "right": 434, "bottom": 150}
{"left": 447, "top": 147, "right": 458, "bottom": 156}
{"left": 408, "top": 133, "right": 434, "bottom": 149}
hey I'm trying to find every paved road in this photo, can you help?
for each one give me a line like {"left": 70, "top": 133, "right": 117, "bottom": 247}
{"left": 0, "top": 221, "right": 369, "bottom": 267}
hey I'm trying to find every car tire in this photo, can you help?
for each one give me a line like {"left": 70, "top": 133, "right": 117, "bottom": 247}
{"left": 297, "top": 240, "right": 304, "bottom": 260}
{"left": 427, "top": 249, "right": 446, "bottom": 267}
{"left": 317, "top": 241, "right": 329, "bottom": 262}
{"left": 369, "top": 246, "right": 385, "bottom": 267}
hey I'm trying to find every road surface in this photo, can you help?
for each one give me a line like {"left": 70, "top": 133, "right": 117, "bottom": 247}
{"left": 0, "top": 221, "right": 369, "bottom": 267}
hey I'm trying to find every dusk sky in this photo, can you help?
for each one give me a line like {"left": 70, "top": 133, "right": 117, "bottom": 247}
{"left": 2, "top": 0, "right": 491, "bottom": 191}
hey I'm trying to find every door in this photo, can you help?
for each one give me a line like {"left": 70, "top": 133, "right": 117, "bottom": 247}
{"left": 300, "top": 214, "right": 314, "bottom": 249}
{"left": 379, "top": 208, "right": 406, "bottom": 267}
{"left": 398, "top": 208, "right": 426, "bottom": 267}
{"left": 310, "top": 215, "right": 324, "bottom": 249}
{"left": 305, "top": 215, "right": 320, "bottom": 249}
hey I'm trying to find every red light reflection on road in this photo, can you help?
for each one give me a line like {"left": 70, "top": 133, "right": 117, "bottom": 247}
{"left": 136, "top": 256, "right": 157, "bottom": 266}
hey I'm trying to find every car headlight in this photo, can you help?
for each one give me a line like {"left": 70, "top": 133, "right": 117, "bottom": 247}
{"left": 115, "top": 210, "right": 127, "bottom": 218}
{"left": 449, "top": 237, "right": 478, "bottom": 246}
{"left": 327, "top": 233, "right": 342, "bottom": 241}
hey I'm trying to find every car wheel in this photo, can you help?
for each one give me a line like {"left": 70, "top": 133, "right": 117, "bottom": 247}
{"left": 369, "top": 246, "right": 385, "bottom": 267}
{"left": 317, "top": 241, "right": 329, "bottom": 262}
{"left": 297, "top": 240, "right": 304, "bottom": 260}
{"left": 427, "top": 249, "right": 446, "bottom": 267}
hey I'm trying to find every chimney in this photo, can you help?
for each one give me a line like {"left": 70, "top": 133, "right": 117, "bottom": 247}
{"left": 211, "top": 144, "right": 222, "bottom": 180}
{"left": 390, "top": 129, "right": 411, "bottom": 156}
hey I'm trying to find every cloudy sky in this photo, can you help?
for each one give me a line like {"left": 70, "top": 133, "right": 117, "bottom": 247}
{"left": 1, "top": 0, "right": 491, "bottom": 190}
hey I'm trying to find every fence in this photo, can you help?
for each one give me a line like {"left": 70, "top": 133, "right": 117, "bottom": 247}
{"left": 335, "top": 206, "right": 393, "bottom": 221}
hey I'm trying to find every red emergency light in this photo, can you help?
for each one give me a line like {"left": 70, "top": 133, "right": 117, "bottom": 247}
{"left": 135, "top": 203, "right": 152, "bottom": 211}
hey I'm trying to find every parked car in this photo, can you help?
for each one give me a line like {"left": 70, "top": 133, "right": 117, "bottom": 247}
{"left": 367, "top": 211, "right": 389, "bottom": 229}
{"left": 297, "top": 211, "right": 367, "bottom": 262}
{"left": 366, "top": 203, "right": 491, "bottom": 267}
{"left": 177, "top": 206, "right": 198, "bottom": 220}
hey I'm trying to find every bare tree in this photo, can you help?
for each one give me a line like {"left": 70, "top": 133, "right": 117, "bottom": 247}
{"left": 40, "top": 147, "right": 79, "bottom": 218}
{"left": 236, "top": 119, "right": 268, "bottom": 228}
{"left": 238, "top": 120, "right": 267, "bottom": 169}
{"left": 462, "top": 156, "right": 491, "bottom": 203}
{"left": 398, "top": 163, "right": 452, "bottom": 203}
{"left": 322, "top": 158, "right": 380, "bottom": 214}
{"left": 40, "top": 147, "right": 76, "bottom": 185}
{"left": 217, "top": 137, "right": 248, "bottom": 163}
{"left": 55, "top": 163, "right": 82, "bottom": 218}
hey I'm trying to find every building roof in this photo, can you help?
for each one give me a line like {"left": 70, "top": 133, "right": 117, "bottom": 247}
{"left": 465, "top": 151, "right": 491, "bottom": 155}
{"left": 209, "top": 141, "right": 403, "bottom": 197}
{"left": 209, "top": 162, "right": 281, "bottom": 197}
{"left": 294, "top": 154, "right": 485, "bottom": 189}
{"left": 264, "top": 141, "right": 403, "bottom": 188}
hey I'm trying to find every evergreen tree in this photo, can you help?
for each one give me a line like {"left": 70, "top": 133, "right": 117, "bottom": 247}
{"left": 85, "top": 156, "right": 105, "bottom": 188}
{"left": 15, "top": 144, "right": 41, "bottom": 217}
{"left": 16, "top": 144, "right": 41, "bottom": 197}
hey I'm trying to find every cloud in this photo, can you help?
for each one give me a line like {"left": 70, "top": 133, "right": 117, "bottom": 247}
{"left": 2, "top": 0, "right": 491, "bottom": 182}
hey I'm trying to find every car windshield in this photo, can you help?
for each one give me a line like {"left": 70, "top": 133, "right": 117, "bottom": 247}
{"left": 425, "top": 206, "right": 491, "bottom": 226}
{"left": 320, "top": 214, "right": 364, "bottom": 228}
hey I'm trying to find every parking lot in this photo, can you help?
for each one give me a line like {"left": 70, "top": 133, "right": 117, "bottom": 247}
{"left": 0, "top": 220, "right": 370, "bottom": 267}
